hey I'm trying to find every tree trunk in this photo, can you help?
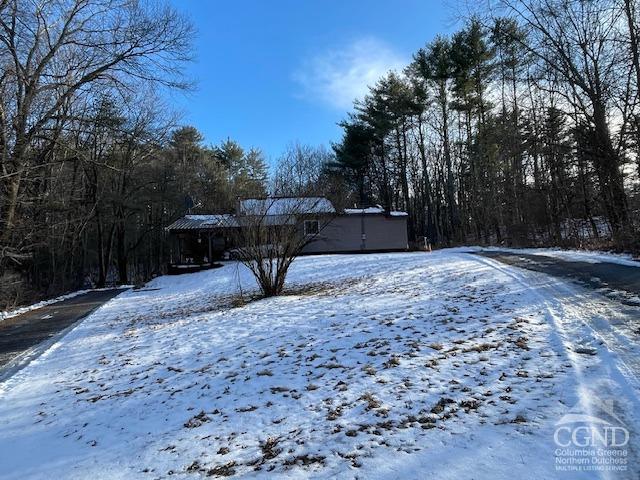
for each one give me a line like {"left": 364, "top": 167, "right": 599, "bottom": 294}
{"left": 591, "top": 102, "right": 629, "bottom": 239}
{"left": 116, "top": 223, "right": 128, "bottom": 285}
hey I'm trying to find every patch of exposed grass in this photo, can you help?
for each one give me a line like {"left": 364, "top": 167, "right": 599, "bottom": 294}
{"left": 359, "top": 392, "right": 382, "bottom": 411}
{"left": 207, "top": 461, "right": 237, "bottom": 477}
{"left": 383, "top": 355, "right": 401, "bottom": 368}
{"left": 260, "top": 437, "right": 281, "bottom": 460}
{"left": 184, "top": 411, "right": 210, "bottom": 428}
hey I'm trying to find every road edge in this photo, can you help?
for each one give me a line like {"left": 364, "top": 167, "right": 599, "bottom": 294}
{"left": 0, "top": 291, "right": 128, "bottom": 384}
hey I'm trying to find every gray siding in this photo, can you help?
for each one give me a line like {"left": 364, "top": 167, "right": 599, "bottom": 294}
{"left": 302, "top": 214, "right": 408, "bottom": 254}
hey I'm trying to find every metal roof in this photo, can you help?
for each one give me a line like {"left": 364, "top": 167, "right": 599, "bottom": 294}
{"left": 167, "top": 197, "right": 336, "bottom": 232}
{"left": 166, "top": 214, "right": 238, "bottom": 231}
{"left": 239, "top": 197, "right": 335, "bottom": 216}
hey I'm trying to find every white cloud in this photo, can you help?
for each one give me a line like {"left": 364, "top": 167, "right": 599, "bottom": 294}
{"left": 293, "top": 37, "right": 407, "bottom": 111}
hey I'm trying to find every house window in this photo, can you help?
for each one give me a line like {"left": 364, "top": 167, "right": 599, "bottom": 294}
{"left": 304, "top": 219, "right": 319, "bottom": 235}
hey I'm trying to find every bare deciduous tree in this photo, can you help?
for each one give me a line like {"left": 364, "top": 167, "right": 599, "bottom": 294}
{"left": 495, "top": 0, "right": 632, "bottom": 240}
{"left": 230, "top": 196, "right": 336, "bottom": 297}
{"left": 0, "top": 0, "right": 193, "bottom": 270}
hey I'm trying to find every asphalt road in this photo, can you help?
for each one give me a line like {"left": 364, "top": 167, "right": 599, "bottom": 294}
{"left": 475, "top": 250, "right": 640, "bottom": 306}
{"left": 0, "top": 289, "right": 124, "bottom": 371}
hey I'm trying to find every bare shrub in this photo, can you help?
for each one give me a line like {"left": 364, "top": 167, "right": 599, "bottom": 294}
{"left": 228, "top": 196, "right": 335, "bottom": 297}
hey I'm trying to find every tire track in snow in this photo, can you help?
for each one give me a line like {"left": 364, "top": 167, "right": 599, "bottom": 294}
{"left": 468, "top": 253, "right": 640, "bottom": 479}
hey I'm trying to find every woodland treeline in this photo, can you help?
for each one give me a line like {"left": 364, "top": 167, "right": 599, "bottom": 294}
{"left": 2, "top": 0, "right": 640, "bottom": 308}
{"left": 332, "top": 0, "right": 640, "bottom": 249}
{"left": 0, "top": 0, "right": 274, "bottom": 305}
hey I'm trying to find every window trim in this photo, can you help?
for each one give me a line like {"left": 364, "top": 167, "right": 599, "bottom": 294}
{"left": 304, "top": 219, "right": 320, "bottom": 236}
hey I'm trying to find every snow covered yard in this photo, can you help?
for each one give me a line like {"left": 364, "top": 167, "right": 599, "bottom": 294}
{"left": 0, "top": 251, "right": 639, "bottom": 479}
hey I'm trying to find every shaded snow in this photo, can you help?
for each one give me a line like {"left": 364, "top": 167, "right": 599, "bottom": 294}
{"left": 0, "top": 252, "right": 638, "bottom": 479}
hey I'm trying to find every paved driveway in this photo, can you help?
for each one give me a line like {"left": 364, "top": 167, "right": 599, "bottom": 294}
{"left": 0, "top": 289, "right": 124, "bottom": 371}
{"left": 475, "top": 250, "right": 640, "bottom": 306}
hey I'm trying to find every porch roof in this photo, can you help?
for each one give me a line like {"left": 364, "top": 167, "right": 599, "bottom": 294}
{"left": 166, "top": 214, "right": 238, "bottom": 231}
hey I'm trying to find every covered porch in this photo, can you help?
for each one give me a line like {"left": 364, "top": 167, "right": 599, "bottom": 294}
{"left": 165, "top": 215, "right": 238, "bottom": 274}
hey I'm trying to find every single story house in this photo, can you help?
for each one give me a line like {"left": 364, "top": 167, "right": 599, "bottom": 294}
{"left": 165, "top": 197, "right": 408, "bottom": 272}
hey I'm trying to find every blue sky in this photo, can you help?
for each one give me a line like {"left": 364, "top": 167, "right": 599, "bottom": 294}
{"left": 168, "top": 1, "right": 457, "bottom": 162}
